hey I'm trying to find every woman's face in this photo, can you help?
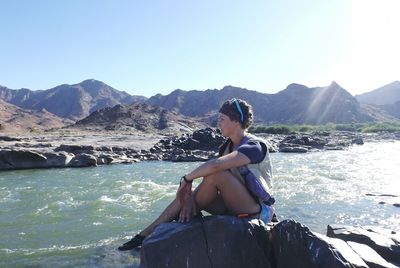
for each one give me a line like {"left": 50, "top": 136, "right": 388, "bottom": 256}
{"left": 217, "top": 113, "right": 238, "bottom": 137}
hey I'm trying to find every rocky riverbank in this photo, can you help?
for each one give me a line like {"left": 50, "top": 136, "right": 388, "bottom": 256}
{"left": 1, "top": 128, "right": 399, "bottom": 171}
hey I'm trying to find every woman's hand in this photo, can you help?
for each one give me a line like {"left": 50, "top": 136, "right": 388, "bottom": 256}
{"left": 176, "top": 180, "right": 192, "bottom": 204}
{"left": 179, "top": 192, "right": 197, "bottom": 222}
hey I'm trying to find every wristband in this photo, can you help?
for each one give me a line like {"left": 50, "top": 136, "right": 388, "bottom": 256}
{"left": 182, "top": 175, "right": 192, "bottom": 184}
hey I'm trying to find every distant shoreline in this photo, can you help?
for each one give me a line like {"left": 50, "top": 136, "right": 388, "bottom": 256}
{"left": 1, "top": 128, "right": 400, "bottom": 171}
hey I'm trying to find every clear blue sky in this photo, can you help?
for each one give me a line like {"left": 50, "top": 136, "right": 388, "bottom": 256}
{"left": 0, "top": 0, "right": 399, "bottom": 97}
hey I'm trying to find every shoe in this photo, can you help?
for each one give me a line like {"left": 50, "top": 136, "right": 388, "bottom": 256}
{"left": 118, "top": 234, "right": 145, "bottom": 251}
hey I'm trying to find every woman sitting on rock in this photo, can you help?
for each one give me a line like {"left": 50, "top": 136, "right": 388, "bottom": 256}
{"left": 118, "top": 98, "right": 275, "bottom": 251}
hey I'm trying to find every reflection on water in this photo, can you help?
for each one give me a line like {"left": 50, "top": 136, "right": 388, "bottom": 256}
{"left": 0, "top": 141, "right": 399, "bottom": 267}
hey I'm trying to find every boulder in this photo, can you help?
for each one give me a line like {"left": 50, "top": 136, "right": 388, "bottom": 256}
{"left": 0, "top": 149, "right": 47, "bottom": 170}
{"left": 179, "top": 137, "right": 201, "bottom": 150}
{"left": 138, "top": 217, "right": 382, "bottom": 268}
{"left": 279, "top": 146, "right": 308, "bottom": 153}
{"left": 43, "top": 152, "right": 74, "bottom": 167}
{"left": 352, "top": 137, "right": 364, "bottom": 145}
{"left": 54, "top": 144, "right": 95, "bottom": 154}
{"left": 140, "top": 216, "right": 271, "bottom": 268}
{"left": 270, "top": 220, "right": 368, "bottom": 268}
{"left": 347, "top": 241, "right": 398, "bottom": 268}
{"left": 171, "top": 154, "right": 209, "bottom": 162}
{"left": 68, "top": 153, "right": 97, "bottom": 167}
{"left": 0, "top": 136, "right": 22, "bottom": 142}
{"left": 327, "top": 225, "right": 400, "bottom": 265}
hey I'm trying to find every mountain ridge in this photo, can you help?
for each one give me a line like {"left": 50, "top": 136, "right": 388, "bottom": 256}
{"left": 355, "top": 81, "right": 400, "bottom": 105}
{"left": 0, "top": 79, "right": 147, "bottom": 120}
{"left": 1, "top": 79, "right": 400, "bottom": 128}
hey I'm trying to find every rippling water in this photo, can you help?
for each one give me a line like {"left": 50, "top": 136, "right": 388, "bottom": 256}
{"left": 1, "top": 141, "right": 399, "bottom": 267}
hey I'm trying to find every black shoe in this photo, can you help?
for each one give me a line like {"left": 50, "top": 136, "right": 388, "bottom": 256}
{"left": 118, "top": 234, "right": 145, "bottom": 251}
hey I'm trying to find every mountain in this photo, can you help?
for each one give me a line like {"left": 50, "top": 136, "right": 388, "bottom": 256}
{"left": 272, "top": 82, "right": 374, "bottom": 124}
{"left": 355, "top": 81, "right": 400, "bottom": 105}
{"left": 148, "top": 82, "right": 374, "bottom": 124}
{"left": 74, "top": 103, "right": 207, "bottom": 133}
{"left": 0, "top": 99, "right": 72, "bottom": 133}
{"left": 0, "top": 79, "right": 147, "bottom": 120}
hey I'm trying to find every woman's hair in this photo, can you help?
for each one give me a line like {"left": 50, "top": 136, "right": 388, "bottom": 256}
{"left": 219, "top": 98, "right": 253, "bottom": 129}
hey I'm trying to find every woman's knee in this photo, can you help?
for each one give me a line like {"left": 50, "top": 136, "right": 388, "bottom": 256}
{"left": 203, "top": 171, "right": 230, "bottom": 184}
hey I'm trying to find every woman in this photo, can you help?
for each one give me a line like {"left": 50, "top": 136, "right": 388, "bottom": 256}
{"left": 118, "top": 98, "right": 274, "bottom": 251}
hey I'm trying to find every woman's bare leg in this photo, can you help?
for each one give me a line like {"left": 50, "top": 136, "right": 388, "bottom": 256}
{"left": 139, "top": 198, "right": 181, "bottom": 236}
{"left": 195, "top": 171, "right": 259, "bottom": 215}
{"left": 139, "top": 170, "right": 258, "bottom": 237}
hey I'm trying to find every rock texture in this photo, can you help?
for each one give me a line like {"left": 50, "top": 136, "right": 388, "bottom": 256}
{"left": 271, "top": 132, "right": 365, "bottom": 153}
{"left": 138, "top": 218, "right": 399, "bottom": 268}
{"left": 74, "top": 103, "right": 207, "bottom": 134}
{"left": 327, "top": 225, "right": 400, "bottom": 266}
{"left": 271, "top": 220, "right": 368, "bottom": 268}
{"left": 0, "top": 99, "right": 72, "bottom": 133}
{"left": 140, "top": 216, "right": 271, "bottom": 268}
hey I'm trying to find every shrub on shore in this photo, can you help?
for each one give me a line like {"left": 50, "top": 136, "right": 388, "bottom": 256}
{"left": 361, "top": 122, "right": 400, "bottom": 133}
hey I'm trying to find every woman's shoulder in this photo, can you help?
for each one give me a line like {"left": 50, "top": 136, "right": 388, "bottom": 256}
{"left": 238, "top": 135, "right": 267, "bottom": 164}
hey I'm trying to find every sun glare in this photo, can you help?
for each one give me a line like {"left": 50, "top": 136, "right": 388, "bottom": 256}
{"left": 322, "top": 0, "right": 400, "bottom": 94}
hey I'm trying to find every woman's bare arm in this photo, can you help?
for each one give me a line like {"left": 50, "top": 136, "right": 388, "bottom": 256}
{"left": 185, "top": 151, "right": 250, "bottom": 181}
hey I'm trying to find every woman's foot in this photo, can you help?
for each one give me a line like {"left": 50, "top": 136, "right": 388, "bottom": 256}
{"left": 117, "top": 234, "right": 145, "bottom": 251}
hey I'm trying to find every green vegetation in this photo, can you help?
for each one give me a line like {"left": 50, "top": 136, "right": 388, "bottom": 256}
{"left": 360, "top": 122, "right": 400, "bottom": 133}
{"left": 249, "top": 122, "right": 400, "bottom": 134}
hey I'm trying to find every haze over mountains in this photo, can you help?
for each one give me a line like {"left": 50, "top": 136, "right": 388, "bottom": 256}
{"left": 0, "top": 79, "right": 399, "bottom": 133}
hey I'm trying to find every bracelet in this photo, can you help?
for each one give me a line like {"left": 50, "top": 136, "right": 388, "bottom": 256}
{"left": 182, "top": 175, "right": 192, "bottom": 184}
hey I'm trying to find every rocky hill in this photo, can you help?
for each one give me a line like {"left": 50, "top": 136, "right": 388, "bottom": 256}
{"left": 74, "top": 103, "right": 207, "bottom": 134}
{"left": 148, "top": 82, "right": 378, "bottom": 124}
{"left": 355, "top": 81, "right": 400, "bottom": 120}
{"left": 0, "top": 79, "right": 147, "bottom": 121}
{"left": 356, "top": 81, "right": 400, "bottom": 105}
{"left": 0, "top": 99, "right": 72, "bottom": 133}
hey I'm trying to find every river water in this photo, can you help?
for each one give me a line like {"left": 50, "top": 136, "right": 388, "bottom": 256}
{"left": 1, "top": 140, "right": 399, "bottom": 267}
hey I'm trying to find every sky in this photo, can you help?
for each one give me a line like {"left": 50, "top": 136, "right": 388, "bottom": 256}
{"left": 0, "top": 0, "right": 399, "bottom": 97}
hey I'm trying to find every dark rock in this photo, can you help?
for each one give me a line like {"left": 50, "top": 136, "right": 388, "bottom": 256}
{"left": 171, "top": 153, "right": 209, "bottom": 162}
{"left": 55, "top": 144, "right": 95, "bottom": 154}
{"left": 0, "top": 149, "right": 47, "bottom": 170}
{"left": 112, "top": 146, "right": 125, "bottom": 152}
{"left": 366, "top": 194, "right": 398, "bottom": 197}
{"left": 393, "top": 203, "right": 400, "bottom": 208}
{"left": 43, "top": 152, "right": 74, "bottom": 167}
{"left": 140, "top": 216, "right": 271, "bottom": 268}
{"left": 271, "top": 220, "right": 368, "bottom": 268}
{"left": 327, "top": 225, "right": 400, "bottom": 265}
{"left": 0, "top": 136, "right": 22, "bottom": 142}
{"left": 279, "top": 146, "right": 308, "bottom": 153}
{"left": 325, "top": 146, "right": 345, "bottom": 150}
{"left": 68, "top": 153, "right": 97, "bottom": 167}
{"left": 148, "top": 128, "right": 225, "bottom": 162}
{"left": 179, "top": 137, "right": 201, "bottom": 150}
{"left": 96, "top": 146, "right": 113, "bottom": 152}
{"left": 347, "top": 241, "right": 398, "bottom": 268}
{"left": 352, "top": 137, "right": 364, "bottom": 145}
{"left": 278, "top": 134, "right": 329, "bottom": 151}
{"left": 96, "top": 154, "right": 115, "bottom": 165}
